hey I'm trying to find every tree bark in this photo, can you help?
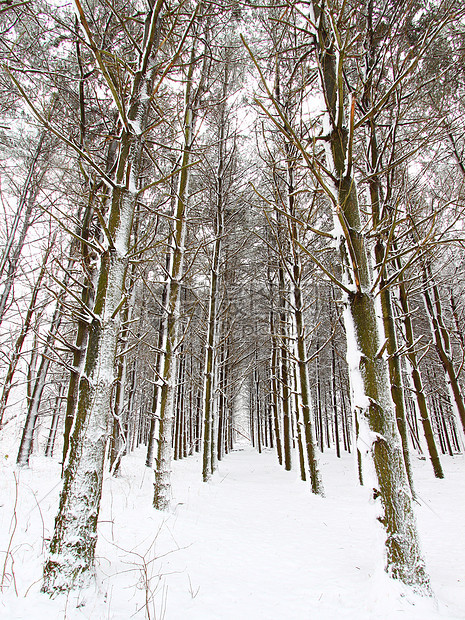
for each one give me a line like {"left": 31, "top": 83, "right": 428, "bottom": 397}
{"left": 43, "top": 0, "right": 165, "bottom": 592}
{"left": 202, "top": 67, "right": 227, "bottom": 481}
{"left": 306, "top": 2, "right": 430, "bottom": 591}
{"left": 153, "top": 37, "right": 204, "bottom": 508}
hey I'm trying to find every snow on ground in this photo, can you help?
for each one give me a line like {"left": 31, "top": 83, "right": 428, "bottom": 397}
{"left": 0, "top": 443, "right": 464, "bottom": 619}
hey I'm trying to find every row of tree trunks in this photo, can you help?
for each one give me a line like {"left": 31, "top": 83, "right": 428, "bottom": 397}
{"left": 0, "top": 237, "right": 55, "bottom": 428}
{"left": 16, "top": 270, "right": 68, "bottom": 467}
{"left": 421, "top": 261, "right": 465, "bottom": 440}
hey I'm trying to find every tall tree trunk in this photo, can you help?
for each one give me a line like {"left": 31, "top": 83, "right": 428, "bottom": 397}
{"left": 306, "top": 3, "right": 430, "bottom": 591}
{"left": 331, "top": 334, "right": 341, "bottom": 458}
{"left": 270, "top": 322, "right": 283, "bottom": 464}
{"left": 293, "top": 365, "right": 307, "bottom": 481}
{"left": 362, "top": 3, "right": 416, "bottom": 495}
{"left": 315, "top": 333, "right": 324, "bottom": 453}
{"left": 202, "top": 62, "right": 230, "bottom": 480}
{"left": 285, "top": 145, "right": 323, "bottom": 493}
{"left": 202, "top": 161, "right": 223, "bottom": 479}
{"left": 109, "top": 240, "right": 139, "bottom": 475}
{"left": 153, "top": 35, "right": 205, "bottom": 508}
{"left": 278, "top": 263, "right": 292, "bottom": 470}
{"left": 292, "top": 270, "right": 323, "bottom": 492}
{"left": 43, "top": 0, "right": 165, "bottom": 592}
{"left": 109, "top": 299, "right": 130, "bottom": 475}
{"left": 268, "top": 272, "right": 283, "bottom": 465}
{"left": 145, "top": 254, "right": 170, "bottom": 468}
{"left": 62, "top": 183, "right": 101, "bottom": 468}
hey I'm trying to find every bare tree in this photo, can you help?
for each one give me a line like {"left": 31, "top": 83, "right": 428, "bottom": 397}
{"left": 153, "top": 20, "right": 209, "bottom": 509}
{"left": 41, "top": 0, "right": 173, "bottom": 592}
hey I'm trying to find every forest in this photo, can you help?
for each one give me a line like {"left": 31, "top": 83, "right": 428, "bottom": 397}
{"left": 1, "top": 0, "right": 465, "bottom": 618}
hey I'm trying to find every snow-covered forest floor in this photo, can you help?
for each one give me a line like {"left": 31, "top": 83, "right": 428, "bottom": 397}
{"left": 0, "top": 442, "right": 464, "bottom": 619}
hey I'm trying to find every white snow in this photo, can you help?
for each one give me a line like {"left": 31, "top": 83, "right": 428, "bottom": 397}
{"left": 342, "top": 305, "right": 371, "bottom": 412}
{"left": 0, "top": 443, "right": 464, "bottom": 619}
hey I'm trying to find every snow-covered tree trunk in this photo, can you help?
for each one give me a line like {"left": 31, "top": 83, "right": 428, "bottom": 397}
{"left": 109, "top": 253, "right": 138, "bottom": 475}
{"left": 330, "top": 326, "right": 341, "bottom": 458}
{"left": 367, "top": 163, "right": 416, "bottom": 497}
{"left": 43, "top": 184, "right": 137, "bottom": 592}
{"left": 361, "top": 6, "right": 416, "bottom": 496}
{"left": 174, "top": 347, "right": 187, "bottom": 460}
{"left": 109, "top": 299, "right": 130, "bottom": 475}
{"left": 145, "top": 253, "right": 169, "bottom": 468}
{"left": 269, "top": 299, "right": 283, "bottom": 465}
{"left": 216, "top": 336, "right": 230, "bottom": 461}
{"left": 202, "top": 70, "right": 227, "bottom": 481}
{"left": 42, "top": 0, "right": 165, "bottom": 593}
{"left": 62, "top": 181, "right": 102, "bottom": 467}
{"left": 151, "top": 238, "right": 184, "bottom": 509}
{"left": 292, "top": 272, "right": 323, "bottom": 493}
{"left": 292, "top": 364, "right": 307, "bottom": 482}
{"left": 278, "top": 262, "right": 293, "bottom": 471}
{"left": 309, "top": 1, "right": 430, "bottom": 592}
{"left": 286, "top": 152, "right": 323, "bottom": 495}
{"left": 202, "top": 227, "right": 221, "bottom": 478}
{"left": 152, "top": 51, "right": 198, "bottom": 509}
{"left": 152, "top": 18, "right": 210, "bottom": 504}
{"left": 375, "top": 245, "right": 416, "bottom": 495}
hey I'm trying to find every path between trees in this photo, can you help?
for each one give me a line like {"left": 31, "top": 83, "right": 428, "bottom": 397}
{"left": 97, "top": 445, "right": 465, "bottom": 619}
{"left": 2, "top": 444, "right": 463, "bottom": 619}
